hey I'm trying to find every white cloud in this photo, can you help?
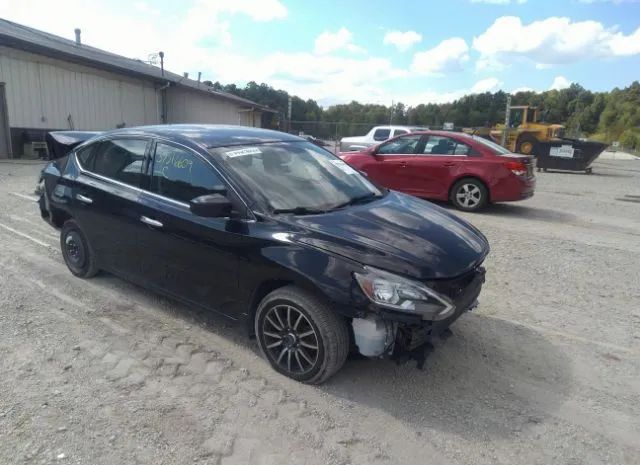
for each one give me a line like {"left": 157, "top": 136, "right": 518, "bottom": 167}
{"left": 314, "top": 28, "right": 364, "bottom": 55}
{"left": 511, "top": 86, "right": 536, "bottom": 93}
{"left": 383, "top": 30, "right": 422, "bottom": 51}
{"left": 473, "top": 16, "right": 640, "bottom": 69}
{"left": 209, "top": 51, "right": 405, "bottom": 105}
{"left": 470, "top": 77, "right": 503, "bottom": 93}
{"left": 411, "top": 38, "right": 470, "bottom": 75}
{"left": 0, "top": 0, "right": 288, "bottom": 62}
{"left": 397, "top": 78, "right": 507, "bottom": 106}
{"left": 549, "top": 76, "right": 572, "bottom": 90}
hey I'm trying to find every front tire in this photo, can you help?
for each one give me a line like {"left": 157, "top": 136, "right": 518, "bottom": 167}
{"left": 516, "top": 134, "right": 538, "bottom": 156}
{"left": 450, "top": 178, "right": 488, "bottom": 212}
{"left": 255, "top": 286, "right": 349, "bottom": 384}
{"left": 60, "top": 220, "right": 99, "bottom": 278}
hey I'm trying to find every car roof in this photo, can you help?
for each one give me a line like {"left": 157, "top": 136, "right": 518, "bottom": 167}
{"left": 99, "top": 124, "right": 304, "bottom": 149}
{"left": 408, "top": 130, "right": 473, "bottom": 138}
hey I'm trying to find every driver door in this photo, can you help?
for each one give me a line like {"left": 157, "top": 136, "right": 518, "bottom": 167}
{"left": 364, "top": 134, "right": 423, "bottom": 192}
{"left": 136, "top": 141, "right": 244, "bottom": 315}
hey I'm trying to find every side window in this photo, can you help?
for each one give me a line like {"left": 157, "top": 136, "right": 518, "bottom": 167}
{"left": 377, "top": 135, "right": 422, "bottom": 155}
{"left": 91, "top": 139, "right": 148, "bottom": 187}
{"left": 151, "top": 143, "right": 223, "bottom": 203}
{"left": 75, "top": 144, "right": 96, "bottom": 170}
{"left": 421, "top": 136, "right": 473, "bottom": 156}
{"left": 453, "top": 143, "right": 472, "bottom": 155}
{"left": 393, "top": 129, "right": 408, "bottom": 137}
{"left": 372, "top": 128, "right": 391, "bottom": 141}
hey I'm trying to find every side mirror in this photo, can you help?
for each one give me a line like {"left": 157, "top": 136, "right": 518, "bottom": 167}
{"left": 190, "top": 194, "right": 232, "bottom": 218}
{"left": 368, "top": 146, "right": 378, "bottom": 156}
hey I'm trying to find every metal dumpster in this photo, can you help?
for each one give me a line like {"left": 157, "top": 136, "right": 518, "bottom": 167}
{"left": 536, "top": 139, "right": 608, "bottom": 174}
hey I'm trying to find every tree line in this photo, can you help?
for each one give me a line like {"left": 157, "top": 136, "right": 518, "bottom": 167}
{"left": 203, "top": 80, "right": 640, "bottom": 149}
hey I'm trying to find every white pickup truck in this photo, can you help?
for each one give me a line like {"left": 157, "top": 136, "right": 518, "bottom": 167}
{"left": 339, "top": 125, "right": 427, "bottom": 152}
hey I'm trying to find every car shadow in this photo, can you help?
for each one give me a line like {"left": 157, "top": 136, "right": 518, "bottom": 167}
{"left": 94, "top": 274, "right": 572, "bottom": 441}
{"left": 323, "top": 312, "right": 573, "bottom": 440}
{"left": 540, "top": 169, "right": 633, "bottom": 178}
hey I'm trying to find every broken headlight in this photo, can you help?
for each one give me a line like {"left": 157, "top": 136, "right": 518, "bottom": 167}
{"left": 354, "top": 267, "right": 455, "bottom": 320}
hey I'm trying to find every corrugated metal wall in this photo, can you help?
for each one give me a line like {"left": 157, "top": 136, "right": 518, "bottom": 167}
{"left": 0, "top": 46, "right": 159, "bottom": 130}
{"left": 166, "top": 87, "right": 256, "bottom": 126}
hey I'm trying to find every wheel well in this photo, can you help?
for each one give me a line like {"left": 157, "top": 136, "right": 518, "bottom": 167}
{"left": 448, "top": 176, "right": 491, "bottom": 203}
{"left": 51, "top": 208, "right": 72, "bottom": 228}
{"left": 246, "top": 279, "right": 293, "bottom": 336}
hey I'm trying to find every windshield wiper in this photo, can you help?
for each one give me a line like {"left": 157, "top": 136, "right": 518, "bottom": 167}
{"left": 272, "top": 206, "right": 326, "bottom": 215}
{"left": 328, "top": 192, "right": 382, "bottom": 211}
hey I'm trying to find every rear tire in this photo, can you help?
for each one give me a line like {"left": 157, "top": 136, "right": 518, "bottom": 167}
{"left": 450, "top": 178, "right": 488, "bottom": 212}
{"left": 255, "top": 285, "right": 349, "bottom": 384}
{"left": 60, "top": 220, "right": 99, "bottom": 278}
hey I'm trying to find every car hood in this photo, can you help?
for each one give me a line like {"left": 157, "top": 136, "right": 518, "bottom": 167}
{"left": 278, "top": 192, "right": 489, "bottom": 280}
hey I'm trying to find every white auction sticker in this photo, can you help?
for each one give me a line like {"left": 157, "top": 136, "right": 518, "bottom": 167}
{"left": 225, "top": 147, "right": 262, "bottom": 158}
{"left": 549, "top": 145, "right": 574, "bottom": 158}
{"left": 329, "top": 159, "right": 358, "bottom": 175}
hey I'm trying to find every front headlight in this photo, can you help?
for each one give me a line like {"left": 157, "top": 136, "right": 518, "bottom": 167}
{"left": 354, "top": 267, "right": 455, "bottom": 320}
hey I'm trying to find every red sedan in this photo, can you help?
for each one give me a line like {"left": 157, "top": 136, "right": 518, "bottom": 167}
{"left": 340, "top": 131, "right": 535, "bottom": 211}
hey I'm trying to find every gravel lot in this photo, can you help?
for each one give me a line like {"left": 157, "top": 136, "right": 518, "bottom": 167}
{"left": 0, "top": 158, "right": 639, "bottom": 465}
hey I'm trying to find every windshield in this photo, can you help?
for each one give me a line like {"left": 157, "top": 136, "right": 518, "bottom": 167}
{"left": 470, "top": 135, "right": 512, "bottom": 155}
{"left": 210, "top": 141, "right": 383, "bottom": 213}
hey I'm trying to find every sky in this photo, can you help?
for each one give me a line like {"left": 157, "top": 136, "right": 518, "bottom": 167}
{"left": 1, "top": 0, "right": 639, "bottom": 107}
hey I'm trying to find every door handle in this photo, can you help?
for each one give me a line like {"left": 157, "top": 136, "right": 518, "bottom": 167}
{"left": 443, "top": 162, "right": 457, "bottom": 167}
{"left": 76, "top": 194, "right": 93, "bottom": 204}
{"left": 399, "top": 161, "right": 408, "bottom": 168}
{"left": 140, "top": 216, "right": 163, "bottom": 228}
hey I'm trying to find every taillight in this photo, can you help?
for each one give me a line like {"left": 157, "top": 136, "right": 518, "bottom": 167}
{"left": 504, "top": 161, "right": 527, "bottom": 176}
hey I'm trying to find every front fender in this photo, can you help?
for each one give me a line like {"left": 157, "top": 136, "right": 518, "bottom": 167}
{"left": 241, "top": 241, "right": 368, "bottom": 334}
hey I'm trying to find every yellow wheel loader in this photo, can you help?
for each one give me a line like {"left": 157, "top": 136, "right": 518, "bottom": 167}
{"left": 464, "top": 104, "right": 607, "bottom": 173}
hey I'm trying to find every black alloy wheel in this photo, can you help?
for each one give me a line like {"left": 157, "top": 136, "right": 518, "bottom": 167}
{"left": 255, "top": 286, "right": 349, "bottom": 384}
{"left": 261, "top": 304, "right": 320, "bottom": 375}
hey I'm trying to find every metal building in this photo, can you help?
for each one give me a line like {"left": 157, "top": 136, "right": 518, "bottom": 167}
{"left": 0, "top": 18, "right": 272, "bottom": 158}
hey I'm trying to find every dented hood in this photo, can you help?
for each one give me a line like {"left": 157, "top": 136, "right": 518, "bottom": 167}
{"left": 280, "top": 192, "right": 489, "bottom": 280}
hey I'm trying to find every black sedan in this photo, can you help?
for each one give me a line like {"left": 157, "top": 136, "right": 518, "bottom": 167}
{"left": 38, "top": 125, "right": 489, "bottom": 383}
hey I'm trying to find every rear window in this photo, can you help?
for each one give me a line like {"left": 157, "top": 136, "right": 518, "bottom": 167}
{"left": 471, "top": 135, "right": 512, "bottom": 155}
{"left": 75, "top": 144, "right": 95, "bottom": 169}
{"left": 90, "top": 139, "right": 148, "bottom": 187}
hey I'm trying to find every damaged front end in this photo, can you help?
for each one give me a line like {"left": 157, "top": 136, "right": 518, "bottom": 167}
{"left": 351, "top": 265, "right": 486, "bottom": 367}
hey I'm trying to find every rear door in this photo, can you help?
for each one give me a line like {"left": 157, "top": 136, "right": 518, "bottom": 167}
{"left": 136, "top": 141, "right": 242, "bottom": 315}
{"left": 362, "top": 134, "right": 422, "bottom": 191}
{"left": 409, "top": 135, "right": 476, "bottom": 198}
{"left": 71, "top": 137, "right": 152, "bottom": 277}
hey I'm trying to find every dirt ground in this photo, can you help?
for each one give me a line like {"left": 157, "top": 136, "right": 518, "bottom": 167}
{"left": 0, "top": 158, "right": 638, "bottom": 465}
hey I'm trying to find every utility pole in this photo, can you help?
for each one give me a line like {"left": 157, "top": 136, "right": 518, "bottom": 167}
{"left": 287, "top": 96, "right": 292, "bottom": 133}
{"left": 502, "top": 94, "right": 511, "bottom": 147}
{"left": 389, "top": 100, "right": 394, "bottom": 125}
